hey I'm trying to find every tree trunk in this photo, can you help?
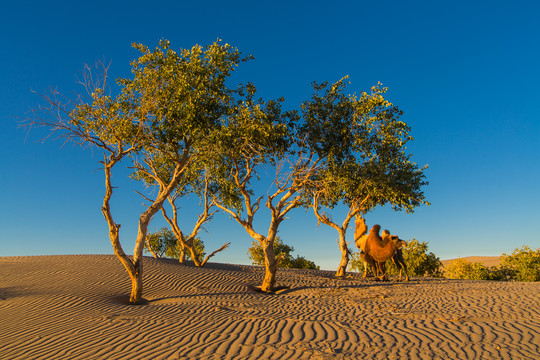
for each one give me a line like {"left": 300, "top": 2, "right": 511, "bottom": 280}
{"left": 335, "top": 230, "right": 349, "bottom": 278}
{"left": 128, "top": 260, "right": 143, "bottom": 304}
{"left": 178, "top": 246, "right": 186, "bottom": 263}
{"left": 146, "top": 238, "right": 158, "bottom": 259}
{"left": 261, "top": 239, "right": 277, "bottom": 292}
{"left": 188, "top": 243, "right": 202, "bottom": 267}
{"left": 128, "top": 218, "right": 150, "bottom": 305}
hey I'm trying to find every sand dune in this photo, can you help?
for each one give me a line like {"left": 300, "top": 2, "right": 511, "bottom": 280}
{"left": 1, "top": 255, "right": 538, "bottom": 359}
{"left": 441, "top": 256, "right": 502, "bottom": 268}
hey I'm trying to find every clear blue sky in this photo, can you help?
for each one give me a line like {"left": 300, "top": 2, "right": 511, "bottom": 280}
{"left": 1, "top": 0, "right": 539, "bottom": 270}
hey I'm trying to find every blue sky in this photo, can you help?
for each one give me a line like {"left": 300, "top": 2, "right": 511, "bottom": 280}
{"left": 1, "top": 0, "right": 539, "bottom": 270}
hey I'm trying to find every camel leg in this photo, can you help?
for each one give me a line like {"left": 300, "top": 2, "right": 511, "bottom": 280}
{"left": 393, "top": 250, "right": 409, "bottom": 282}
{"left": 361, "top": 252, "right": 375, "bottom": 278}
{"left": 380, "top": 262, "right": 388, "bottom": 281}
{"left": 375, "top": 262, "right": 388, "bottom": 281}
{"left": 391, "top": 257, "right": 403, "bottom": 281}
{"left": 401, "top": 260, "right": 409, "bottom": 282}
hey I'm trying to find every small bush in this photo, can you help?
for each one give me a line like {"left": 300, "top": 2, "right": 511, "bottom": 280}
{"left": 444, "top": 246, "right": 539, "bottom": 282}
{"left": 501, "top": 246, "right": 540, "bottom": 282}
{"left": 399, "top": 239, "right": 443, "bottom": 277}
{"left": 444, "top": 258, "right": 494, "bottom": 280}
{"left": 145, "top": 228, "right": 177, "bottom": 258}
{"left": 145, "top": 227, "right": 205, "bottom": 261}
{"left": 247, "top": 237, "right": 319, "bottom": 270}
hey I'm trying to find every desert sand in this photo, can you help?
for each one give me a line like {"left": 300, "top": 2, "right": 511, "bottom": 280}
{"left": 441, "top": 256, "right": 502, "bottom": 268}
{"left": 1, "top": 255, "right": 538, "bottom": 360}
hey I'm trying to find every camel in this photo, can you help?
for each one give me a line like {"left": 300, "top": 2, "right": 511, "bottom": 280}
{"left": 354, "top": 216, "right": 407, "bottom": 281}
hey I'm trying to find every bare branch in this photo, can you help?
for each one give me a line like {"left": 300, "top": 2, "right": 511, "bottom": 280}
{"left": 200, "top": 242, "right": 231, "bottom": 267}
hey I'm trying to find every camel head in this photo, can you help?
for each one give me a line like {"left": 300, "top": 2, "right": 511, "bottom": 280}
{"left": 382, "top": 229, "right": 407, "bottom": 249}
{"left": 391, "top": 236, "right": 407, "bottom": 249}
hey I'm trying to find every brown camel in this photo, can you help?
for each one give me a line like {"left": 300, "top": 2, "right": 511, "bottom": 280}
{"left": 354, "top": 218, "right": 406, "bottom": 280}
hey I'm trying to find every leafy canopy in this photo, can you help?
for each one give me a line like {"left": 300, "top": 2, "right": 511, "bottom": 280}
{"left": 301, "top": 78, "right": 429, "bottom": 214}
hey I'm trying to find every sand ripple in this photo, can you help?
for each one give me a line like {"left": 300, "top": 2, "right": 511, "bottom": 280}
{"left": 1, "top": 255, "right": 538, "bottom": 359}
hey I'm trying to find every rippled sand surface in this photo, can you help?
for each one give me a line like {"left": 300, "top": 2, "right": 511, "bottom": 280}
{"left": 1, "top": 255, "right": 538, "bottom": 359}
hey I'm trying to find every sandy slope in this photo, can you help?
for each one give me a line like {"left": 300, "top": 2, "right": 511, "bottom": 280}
{"left": 0, "top": 255, "right": 538, "bottom": 360}
{"left": 441, "top": 256, "right": 502, "bottom": 268}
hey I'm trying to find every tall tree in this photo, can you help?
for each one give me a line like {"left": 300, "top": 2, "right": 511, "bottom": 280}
{"left": 27, "top": 39, "right": 249, "bottom": 304}
{"left": 306, "top": 78, "right": 429, "bottom": 277}
{"left": 212, "top": 88, "right": 316, "bottom": 292}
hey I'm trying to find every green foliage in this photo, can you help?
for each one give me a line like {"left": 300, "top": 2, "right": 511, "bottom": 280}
{"left": 247, "top": 237, "right": 319, "bottom": 270}
{"left": 444, "top": 258, "right": 495, "bottom": 280}
{"left": 302, "top": 78, "right": 429, "bottom": 214}
{"left": 144, "top": 228, "right": 205, "bottom": 262}
{"left": 444, "top": 246, "right": 539, "bottom": 282}
{"left": 348, "top": 251, "right": 367, "bottom": 274}
{"left": 144, "top": 228, "right": 176, "bottom": 258}
{"left": 349, "top": 239, "right": 442, "bottom": 277}
{"left": 399, "top": 239, "right": 442, "bottom": 277}
{"left": 501, "top": 246, "right": 540, "bottom": 282}
{"left": 443, "top": 258, "right": 514, "bottom": 281}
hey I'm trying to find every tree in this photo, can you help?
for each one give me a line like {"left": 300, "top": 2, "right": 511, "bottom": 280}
{"left": 210, "top": 85, "right": 314, "bottom": 291}
{"left": 144, "top": 228, "right": 177, "bottom": 258}
{"left": 144, "top": 227, "right": 209, "bottom": 262}
{"left": 306, "top": 79, "right": 429, "bottom": 277}
{"left": 136, "top": 164, "right": 230, "bottom": 266}
{"left": 247, "top": 237, "right": 319, "bottom": 270}
{"left": 27, "top": 39, "right": 249, "bottom": 304}
{"left": 212, "top": 81, "right": 343, "bottom": 291}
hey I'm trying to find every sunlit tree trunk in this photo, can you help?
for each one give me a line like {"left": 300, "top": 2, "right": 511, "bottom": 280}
{"left": 145, "top": 237, "right": 159, "bottom": 259}
{"left": 102, "top": 156, "right": 143, "bottom": 304}
{"left": 261, "top": 239, "right": 278, "bottom": 292}
{"left": 335, "top": 229, "right": 349, "bottom": 278}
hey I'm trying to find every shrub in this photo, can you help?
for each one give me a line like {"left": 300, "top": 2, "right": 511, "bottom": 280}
{"left": 444, "top": 260, "right": 514, "bottom": 281}
{"left": 145, "top": 227, "right": 205, "bottom": 261}
{"left": 145, "top": 228, "right": 177, "bottom": 258}
{"left": 444, "top": 246, "right": 539, "bottom": 282}
{"left": 247, "top": 237, "right": 320, "bottom": 270}
{"left": 444, "top": 258, "right": 493, "bottom": 280}
{"left": 501, "top": 246, "right": 540, "bottom": 282}
{"left": 399, "top": 239, "right": 443, "bottom": 277}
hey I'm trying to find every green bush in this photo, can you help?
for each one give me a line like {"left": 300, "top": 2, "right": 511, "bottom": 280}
{"left": 501, "top": 246, "right": 540, "bottom": 282}
{"left": 444, "top": 246, "right": 539, "bottom": 282}
{"left": 399, "top": 239, "right": 443, "bottom": 277}
{"left": 145, "top": 228, "right": 177, "bottom": 258}
{"left": 145, "top": 227, "right": 205, "bottom": 261}
{"left": 349, "top": 239, "right": 442, "bottom": 277}
{"left": 444, "top": 258, "right": 494, "bottom": 280}
{"left": 247, "top": 237, "right": 320, "bottom": 270}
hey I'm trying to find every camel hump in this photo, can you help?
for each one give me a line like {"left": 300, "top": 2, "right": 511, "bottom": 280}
{"left": 371, "top": 224, "right": 381, "bottom": 235}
